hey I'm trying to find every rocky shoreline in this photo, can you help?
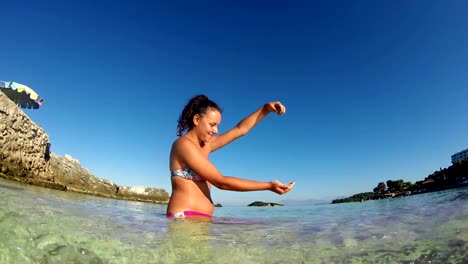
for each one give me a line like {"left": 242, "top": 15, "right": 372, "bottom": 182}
{"left": 0, "top": 92, "right": 169, "bottom": 204}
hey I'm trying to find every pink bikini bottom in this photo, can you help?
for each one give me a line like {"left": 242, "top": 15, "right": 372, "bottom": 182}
{"left": 166, "top": 210, "right": 212, "bottom": 219}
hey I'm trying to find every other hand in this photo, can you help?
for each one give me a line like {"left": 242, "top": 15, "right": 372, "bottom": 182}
{"left": 270, "top": 180, "right": 295, "bottom": 195}
{"left": 266, "top": 101, "right": 286, "bottom": 116}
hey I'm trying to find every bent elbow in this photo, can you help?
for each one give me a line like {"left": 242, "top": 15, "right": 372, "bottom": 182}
{"left": 234, "top": 125, "right": 248, "bottom": 137}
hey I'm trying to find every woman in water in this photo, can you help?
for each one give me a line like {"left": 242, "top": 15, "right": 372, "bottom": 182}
{"left": 167, "top": 95, "right": 295, "bottom": 221}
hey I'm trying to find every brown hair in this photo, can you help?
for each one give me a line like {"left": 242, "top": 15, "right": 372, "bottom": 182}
{"left": 177, "top": 95, "right": 222, "bottom": 136}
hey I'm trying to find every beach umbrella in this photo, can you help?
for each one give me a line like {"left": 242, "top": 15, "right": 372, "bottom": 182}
{"left": 0, "top": 81, "right": 44, "bottom": 109}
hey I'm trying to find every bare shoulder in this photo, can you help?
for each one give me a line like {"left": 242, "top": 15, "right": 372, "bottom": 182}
{"left": 172, "top": 137, "right": 193, "bottom": 153}
{"left": 172, "top": 136, "right": 205, "bottom": 158}
{"left": 170, "top": 137, "right": 194, "bottom": 168}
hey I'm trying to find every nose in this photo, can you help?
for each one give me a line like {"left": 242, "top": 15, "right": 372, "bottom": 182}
{"left": 213, "top": 126, "right": 218, "bottom": 134}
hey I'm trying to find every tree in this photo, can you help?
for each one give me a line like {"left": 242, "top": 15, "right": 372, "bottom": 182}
{"left": 373, "top": 182, "right": 386, "bottom": 194}
{"left": 387, "top": 179, "right": 404, "bottom": 192}
{"left": 403, "top": 181, "right": 413, "bottom": 190}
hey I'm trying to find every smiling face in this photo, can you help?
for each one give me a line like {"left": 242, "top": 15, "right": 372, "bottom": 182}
{"left": 193, "top": 108, "right": 222, "bottom": 143}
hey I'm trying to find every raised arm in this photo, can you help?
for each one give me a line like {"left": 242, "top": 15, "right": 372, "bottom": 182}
{"left": 175, "top": 138, "right": 294, "bottom": 194}
{"left": 210, "top": 101, "right": 286, "bottom": 152}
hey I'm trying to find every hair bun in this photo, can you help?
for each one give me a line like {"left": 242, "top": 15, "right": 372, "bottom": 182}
{"left": 193, "top": 94, "right": 208, "bottom": 102}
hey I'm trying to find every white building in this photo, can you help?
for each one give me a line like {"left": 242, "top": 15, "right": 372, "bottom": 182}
{"left": 451, "top": 148, "right": 468, "bottom": 163}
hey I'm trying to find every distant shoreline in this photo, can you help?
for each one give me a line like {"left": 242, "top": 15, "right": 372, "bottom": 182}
{"left": 332, "top": 158, "right": 468, "bottom": 204}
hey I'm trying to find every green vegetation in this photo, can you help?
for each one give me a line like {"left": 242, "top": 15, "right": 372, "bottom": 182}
{"left": 332, "top": 158, "right": 468, "bottom": 204}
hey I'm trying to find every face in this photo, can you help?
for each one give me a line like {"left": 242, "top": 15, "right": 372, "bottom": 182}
{"left": 193, "top": 109, "right": 221, "bottom": 143}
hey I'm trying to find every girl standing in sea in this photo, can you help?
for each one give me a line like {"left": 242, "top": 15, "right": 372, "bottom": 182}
{"left": 167, "top": 95, "right": 295, "bottom": 221}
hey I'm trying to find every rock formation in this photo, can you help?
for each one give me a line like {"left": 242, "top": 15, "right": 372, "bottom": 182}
{"left": 247, "top": 201, "right": 284, "bottom": 207}
{"left": 0, "top": 91, "right": 169, "bottom": 203}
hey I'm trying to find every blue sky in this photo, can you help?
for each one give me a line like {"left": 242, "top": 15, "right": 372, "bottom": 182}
{"left": 1, "top": 1, "right": 467, "bottom": 205}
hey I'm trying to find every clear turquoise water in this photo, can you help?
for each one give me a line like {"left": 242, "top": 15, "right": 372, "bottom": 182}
{"left": 0, "top": 178, "right": 466, "bottom": 264}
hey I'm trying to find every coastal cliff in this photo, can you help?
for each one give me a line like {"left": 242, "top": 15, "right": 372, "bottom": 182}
{"left": 0, "top": 92, "right": 169, "bottom": 203}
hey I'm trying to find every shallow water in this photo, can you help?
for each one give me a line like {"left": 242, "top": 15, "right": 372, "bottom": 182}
{"left": 0, "top": 178, "right": 467, "bottom": 263}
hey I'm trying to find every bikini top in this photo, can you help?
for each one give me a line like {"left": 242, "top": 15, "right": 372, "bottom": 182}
{"left": 170, "top": 167, "right": 205, "bottom": 182}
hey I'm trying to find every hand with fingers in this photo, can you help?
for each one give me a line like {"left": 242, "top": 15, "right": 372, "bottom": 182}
{"left": 270, "top": 180, "right": 295, "bottom": 195}
{"left": 265, "top": 101, "right": 286, "bottom": 116}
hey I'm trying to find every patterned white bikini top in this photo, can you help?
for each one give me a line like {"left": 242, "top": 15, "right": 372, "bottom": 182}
{"left": 170, "top": 167, "right": 205, "bottom": 182}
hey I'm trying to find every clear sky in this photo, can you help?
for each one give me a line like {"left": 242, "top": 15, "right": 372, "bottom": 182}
{"left": 1, "top": 1, "right": 467, "bottom": 205}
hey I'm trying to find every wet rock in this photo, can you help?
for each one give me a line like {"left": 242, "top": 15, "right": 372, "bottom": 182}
{"left": 447, "top": 239, "right": 465, "bottom": 248}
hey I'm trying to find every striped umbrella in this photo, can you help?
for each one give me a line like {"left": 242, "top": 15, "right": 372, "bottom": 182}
{"left": 0, "top": 81, "right": 44, "bottom": 109}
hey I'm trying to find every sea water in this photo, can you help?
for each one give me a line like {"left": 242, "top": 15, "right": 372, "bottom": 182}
{"left": 0, "top": 178, "right": 466, "bottom": 264}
